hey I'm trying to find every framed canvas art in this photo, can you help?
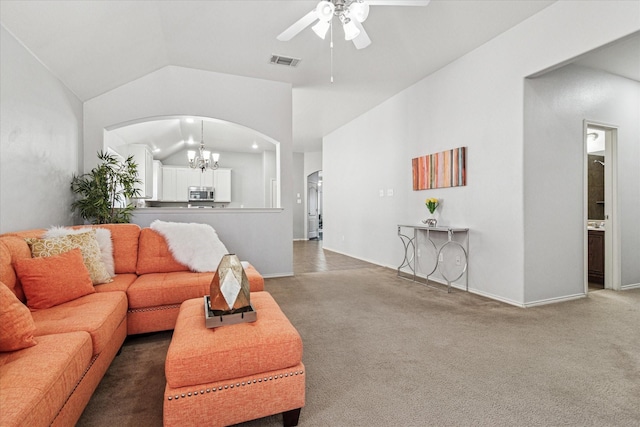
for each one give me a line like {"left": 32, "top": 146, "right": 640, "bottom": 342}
{"left": 412, "top": 147, "right": 466, "bottom": 190}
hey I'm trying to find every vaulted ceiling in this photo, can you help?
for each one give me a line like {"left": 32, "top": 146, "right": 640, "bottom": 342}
{"left": 3, "top": 1, "right": 635, "bottom": 155}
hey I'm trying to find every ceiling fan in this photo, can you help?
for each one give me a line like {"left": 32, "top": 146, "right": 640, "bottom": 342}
{"left": 277, "top": 0, "right": 431, "bottom": 49}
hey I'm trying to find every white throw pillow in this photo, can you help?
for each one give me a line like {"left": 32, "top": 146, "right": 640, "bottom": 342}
{"left": 43, "top": 226, "right": 115, "bottom": 277}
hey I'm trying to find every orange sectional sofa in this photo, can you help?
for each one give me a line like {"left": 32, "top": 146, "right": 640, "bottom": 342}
{"left": 0, "top": 223, "right": 264, "bottom": 427}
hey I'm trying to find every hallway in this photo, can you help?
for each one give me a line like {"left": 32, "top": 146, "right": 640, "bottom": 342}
{"left": 292, "top": 240, "right": 372, "bottom": 274}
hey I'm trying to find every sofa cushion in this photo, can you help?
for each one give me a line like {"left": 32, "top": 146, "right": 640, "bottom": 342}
{"left": 136, "top": 228, "right": 190, "bottom": 275}
{"left": 15, "top": 249, "right": 96, "bottom": 310}
{"left": 127, "top": 271, "right": 212, "bottom": 309}
{"left": 31, "top": 291, "right": 128, "bottom": 355}
{"left": 73, "top": 224, "right": 140, "bottom": 274}
{"left": 0, "top": 281, "right": 37, "bottom": 352}
{"left": 26, "top": 230, "right": 113, "bottom": 285}
{"left": 0, "top": 331, "right": 93, "bottom": 427}
{"left": 0, "top": 235, "right": 40, "bottom": 302}
{"left": 128, "top": 265, "right": 264, "bottom": 310}
{"left": 94, "top": 273, "right": 138, "bottom": 294}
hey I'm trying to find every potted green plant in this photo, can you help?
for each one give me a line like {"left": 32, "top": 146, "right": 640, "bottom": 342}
{"left": 71, "top": 151, "right": 142, "bottom": 224}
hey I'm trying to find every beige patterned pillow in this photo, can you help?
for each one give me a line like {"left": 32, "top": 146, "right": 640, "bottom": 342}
{"left": 25, "top": 230, "right": 113, "bottom": 285}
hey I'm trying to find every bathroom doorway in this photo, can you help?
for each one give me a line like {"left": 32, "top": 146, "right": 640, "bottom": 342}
{"left": 584, "top": 122, "right": 619, "bottom": 292}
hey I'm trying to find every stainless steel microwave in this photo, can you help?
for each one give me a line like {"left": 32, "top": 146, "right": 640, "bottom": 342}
{"left": 188, "top": 187, "right": 214, "bottom": 201}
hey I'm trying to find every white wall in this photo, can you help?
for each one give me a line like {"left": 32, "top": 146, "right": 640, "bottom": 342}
{"left": 84, "top": 66, "right": 293, "bottom": 276}
{"left": 263, "top": 150, "right": 277, "bottom": 207}
{"left": 0, "top": 26, "right": 83, "bottom": 233}
{"left": 524, "top": 64, "right": 640, "bottom": 302}
{"left": 303, "top": 151, "right": 323, "bottom": 240}
{"left": 292, "top": 152, "right": 305, "bottom": 239}
{"left": 323, "top": 1, "right": 640, "bottom": 305}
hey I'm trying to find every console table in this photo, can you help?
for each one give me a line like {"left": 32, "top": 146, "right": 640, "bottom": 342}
{"left": 397, "top": 224, "right": 469, "bottom": 293}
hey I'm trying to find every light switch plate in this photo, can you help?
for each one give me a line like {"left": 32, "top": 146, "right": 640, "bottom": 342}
{"left": 387, "top": 189, "right": 394, "bottom": 196}
{"left": 379, "top": 189, "right": 384, "bottom": 197}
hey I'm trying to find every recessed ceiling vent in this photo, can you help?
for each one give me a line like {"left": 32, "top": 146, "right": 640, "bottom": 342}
{"left": 269, "top": 55, "right": 301, "bottom": 67}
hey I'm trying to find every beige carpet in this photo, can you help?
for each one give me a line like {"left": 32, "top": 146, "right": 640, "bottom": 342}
{"left": 78, "top": 257, "right": 640, "bottom": 426}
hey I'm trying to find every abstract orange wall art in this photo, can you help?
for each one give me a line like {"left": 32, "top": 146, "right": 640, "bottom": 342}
{"left": 412, "top": 147, "right": 467, "bottom": 190}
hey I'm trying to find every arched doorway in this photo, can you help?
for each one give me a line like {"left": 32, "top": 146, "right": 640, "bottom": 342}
{"left": 307, "top": 170, "right": 323, "bottom": 240}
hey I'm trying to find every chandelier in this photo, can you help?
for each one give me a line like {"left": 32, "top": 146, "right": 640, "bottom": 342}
{"left": 187, "top": 120, "right": 219, "bottom": 172}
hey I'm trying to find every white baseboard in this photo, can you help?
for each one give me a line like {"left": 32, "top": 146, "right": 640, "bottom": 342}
{"left": 262, "top": 272, "right": 294, "bottom": 279}
{"left": 319, "top": 246, "right": 598, "bottom": 308}
{"left": 523, "top": 293, "right": 586, "bottom": 308}
{"left": 469, "top": 288, "right": 527, "bottom": 307}
{"left": 321, "top": 246, "right": 387, "bottom": 268}
{"left": 622, "top": 283, "right": 640, "bottom": 290}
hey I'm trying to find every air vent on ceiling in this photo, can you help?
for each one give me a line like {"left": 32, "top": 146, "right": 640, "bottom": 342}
{"left": 269, "top": 55, "right": 301, "bottom": 67}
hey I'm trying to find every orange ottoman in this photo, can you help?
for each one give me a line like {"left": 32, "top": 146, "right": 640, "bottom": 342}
{"left": 164, "top": 292, "right": 305, "bottom": 427}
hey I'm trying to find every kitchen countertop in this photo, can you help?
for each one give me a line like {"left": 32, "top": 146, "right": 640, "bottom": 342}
{"left": 134, "top": 207, "right": 283, "bottom": 214}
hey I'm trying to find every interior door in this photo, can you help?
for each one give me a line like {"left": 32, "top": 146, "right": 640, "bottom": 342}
{"left": 308, "top": 183, "right": 318, "bottom": 240}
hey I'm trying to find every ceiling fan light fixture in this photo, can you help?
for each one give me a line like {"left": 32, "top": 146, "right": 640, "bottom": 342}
{"left": 312, "top": 19, "right": 331, "bottom": 39}
{"left": 349, "top": 2, "right": 370, "bottom": 22}
{"left": 343, "top": 19, "right": 360, "bottom": 40}
{"left": 315, "top": 1, "right": 335, "bottom": 21}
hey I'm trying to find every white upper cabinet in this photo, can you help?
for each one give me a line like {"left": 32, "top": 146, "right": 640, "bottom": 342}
{"left": 201, "top": 170, "right": 214, "bottom": 188}
{"left": 161, "top": 167, "right": 219, "bottom": 201}
{"left": 127, "top": 144, "right": 153, "bottom": 198}
{"left": 162, "top": 166, "right": 177, "bottom": 201}
{"left": 214, "top": 168, "right": 232, "bottom": 203}
{"left": 175, "top": 168, "right": 190, "bottom": 201}
{"left": 152, "top": 160, "right": 163, "bottom": 201}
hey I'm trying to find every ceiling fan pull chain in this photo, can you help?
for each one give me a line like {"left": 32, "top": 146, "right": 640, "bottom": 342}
{"left": 330, "top": 19, "right": 334, "bottom": 83}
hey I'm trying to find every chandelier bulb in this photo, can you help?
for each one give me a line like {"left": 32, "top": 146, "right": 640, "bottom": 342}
{"left": 312, "top": 20, "right": 331, "bottom": 39}
{"left": 315, "top": 0, "right": 335, "bottom": 20}
{"left": 343, "top": 19, "right": 360, "bottom": 41}
{"left": 349, "top": 1, "right": 370, "bottom": 23}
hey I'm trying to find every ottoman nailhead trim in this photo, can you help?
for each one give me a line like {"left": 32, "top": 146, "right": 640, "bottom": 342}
{"left": 166, "top": 370, "right": 305, "bottom": 401}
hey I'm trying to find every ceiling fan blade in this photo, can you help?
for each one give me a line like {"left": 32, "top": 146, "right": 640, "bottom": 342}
{"left": 366, "top": 1, "right": 430, "bottom": 6}
{"left": 277, "top": 10, "right": 318, "bottom": 41}
{"left": 352, "top": 21, "right": 371, "bottom": 50}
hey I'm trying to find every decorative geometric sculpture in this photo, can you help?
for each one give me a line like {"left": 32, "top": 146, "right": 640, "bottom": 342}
{"left": 208, "top": 254, "right": 251, "bottom": 315}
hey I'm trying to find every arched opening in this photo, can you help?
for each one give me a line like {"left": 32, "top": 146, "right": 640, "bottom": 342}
{"left": 103, "top": 115, "right": 281, "bottom": 208}
{"left": 307, "top": 170, "right": 323, "bottom": 240}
